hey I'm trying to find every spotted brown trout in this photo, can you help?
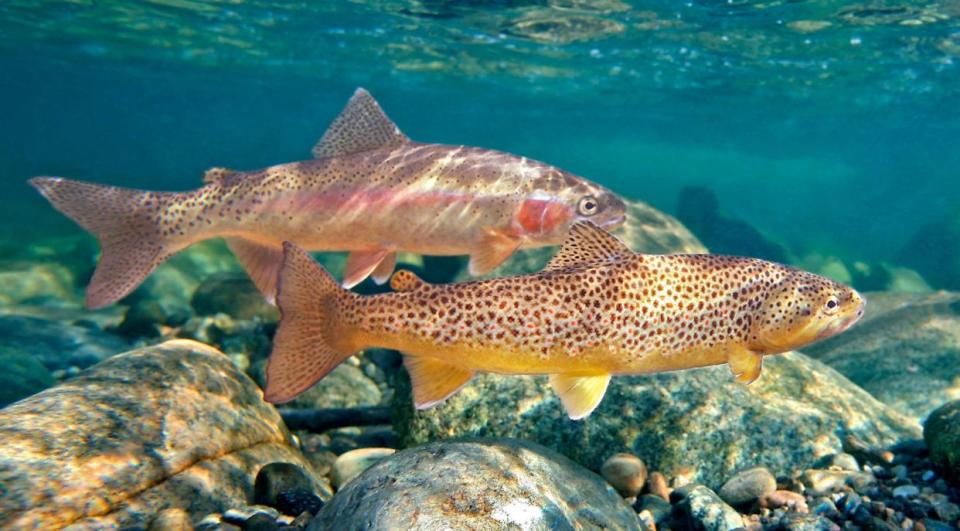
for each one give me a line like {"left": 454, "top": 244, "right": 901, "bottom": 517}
{"left": 266, "top": 223, "right": 865, "bottom": 419}
{"left": 29, "top": 88, "right": 625, "bottom": 309}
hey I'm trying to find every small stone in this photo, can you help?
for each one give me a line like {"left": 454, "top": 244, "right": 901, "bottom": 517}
{"left": 223, "top": 506, "right": 279, "bottom": 525}
{"left": 601, "top": 453, "right": 648, "bottom": 498}
{"left": 893, "top": 485, "right": 920, "bottom": 498}
{"left": 276, "top": 490, "right": 324, "bottom": 517}
{"left": 676, "top": 485, "right": 743, "bottom": 530}
{"left": 330, "top": 447, "right": 396, "bottom": 489}
{"left": 636, "top": 510, "right": 656, "bottom": 531}
{"left": 923, "top": 518, "right": 956, "bottom": 531}
{"left": 760, "top": 490, "right": 809, "bottom": 513}
{"left": 194, "top": 514, "right": 223, "bottom": 531}
{"left": 244, "top": 512, "right": 278, "bottom": 531}
{"left": 648, "top": 471, "right": 671, "bottom": 500}
{"left": 841, "top": 492, "right": 862, "bottom": 515}
{"left": 290, "top": 511, "right": 313, "bottom": 530}
{"left": 844, "top": 435, "right": 894, "bottom": 465}
{"left": 635, "top": 494, "right": 671, "bottom": 524}
{"left": 921, "top": 470, "right": 936, "bottom": 482}
{"left": 719, "top": 466, "right": 777, "bottom": 506}
{"left": 254, "top": 463, "right": 317, "bottom": 509}
{"left": 670, "top": 466, "right": 696, "bottom": 489}
{"left": 891, "top": 465, "right": 909, "bottom": 480}
{"left": 778, "top": 476, "right": 806, "bottom": 494}
{"left": 812, "top": 497, "right": 839, "bottom": 518}
{"left": 779, "top": 513, "right": 841, "bottom": 531}
{"left": 802, "top": 469, "right": 875, "bottom": 496}
{"left": 829, "top": 453, "right": 860, "bottom": 472}
{"left": 149, "top": 508, "right": 192, "bottom": 530}
{"left": 931, "top": 498, "right": 959, "bottom": 522}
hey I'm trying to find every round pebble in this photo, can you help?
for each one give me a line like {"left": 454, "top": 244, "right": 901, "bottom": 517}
{"left": 893, "top": 485, "right": 919, "bottom": 498}
{"left": 600, "top": 453, "right": 648, "bottom": 498}
{"left": 276, "top": 489, "right": 324, "bottom": 516}
{"left": 829, "top": 453, "right": 860, "bottom": 472}
{"left": 253, "top": 462, "right": 317, "bottom": 509}
{"left": 718, "top": 466, "right": 777, "bottom": 506}
{"left": 331, "top": 447, "right": 396, "bottom": 488}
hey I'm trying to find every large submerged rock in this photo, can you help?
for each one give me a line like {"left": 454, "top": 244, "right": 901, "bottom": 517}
{"left": 804, "top": 291, "right": 960, "bottom": 419}
{"left": 925, "top": 399, "right": 960, "bottom": 483}
{"left": 0, "top": 339, "right": 323, "bottom": 529}
{"left": 394, "top": 352, "right": 920, "bottom": 488}
{"left": 309, "top": 438, "right": 640, "bottom": 530}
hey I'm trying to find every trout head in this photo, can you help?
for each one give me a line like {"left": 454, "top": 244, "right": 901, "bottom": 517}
{"left": 515, "top": 172, "right": 626, "bottom": 245}
{"left": 749, "top": 267, "right": 865, "bottom": 354}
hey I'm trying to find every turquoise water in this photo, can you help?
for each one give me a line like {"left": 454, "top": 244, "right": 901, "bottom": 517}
{"left": 3, "top": 3, "right": 960, "bottom": 529}
{"left": 2, "top": 0, "right": 958, "bottom": 275}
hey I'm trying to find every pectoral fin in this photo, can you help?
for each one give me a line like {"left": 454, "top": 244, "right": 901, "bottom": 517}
{"left": 343, "top": 248, "right": 392, "bottom": 289}
{"left": 550, "top": 373, "right": 611, "bottom": 420}
{"left": 226, "top": 238, "right": 285, "bottom": 304}
{"left": 403, "top": 356, "right": 475, "bottom": 409}
{"left": 370, "top": 252, "right": 397, "bottom": 285}
{"left": 728, "top": 347, "right": 764, "bottom": 384}
{"left": 468, "top": 229, "right": 521, "bottom": 276}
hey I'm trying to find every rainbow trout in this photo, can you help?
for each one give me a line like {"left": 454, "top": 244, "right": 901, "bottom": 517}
{"left": 267, "top": 223, "right": 865, "bottom": 419}
{"left": 30, "top": 89, "right": 625, "bottom": 309}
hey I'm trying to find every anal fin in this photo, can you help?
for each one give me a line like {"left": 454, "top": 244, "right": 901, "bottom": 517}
{"left": 226, "top": 238, "right": 284, "bottom": 304}
{"left": 550, "top": 373, "right": 611, "bottom": 420}
{"left": 343, "top": 248, "right": 392, "bottom": 289}
{"left": 728, "top": 347, "right": 764, "bottom": 384}
{"left": 403, "top": 356, "right": 474, "bottom": 409}
{"left": 468, "top": 229, "right": 521, "bottom": 276}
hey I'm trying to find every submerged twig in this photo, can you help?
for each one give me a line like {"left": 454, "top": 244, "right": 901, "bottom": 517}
{"left": 279, "top": 406, "right": 392, "bottom": 432}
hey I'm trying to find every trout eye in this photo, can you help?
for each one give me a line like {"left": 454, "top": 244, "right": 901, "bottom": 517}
{"left": 577, "top": 196, "right": 599, "bottom": 216}
{"left": 824, "top": 297, "right": 839, "bottom": 314}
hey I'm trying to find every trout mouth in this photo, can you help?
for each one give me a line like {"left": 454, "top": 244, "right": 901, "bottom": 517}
{"left": 814, "top": 297, "right": 866, "bottom": 341}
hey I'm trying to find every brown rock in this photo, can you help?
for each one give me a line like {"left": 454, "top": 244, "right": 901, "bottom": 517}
{"left": 648, "top": 471, "right": 671, "bottom": 500}
{"left": 0, "top": 339, "right": 322, "bottom": 529}
{"left": 718, "top": 467, "right": 777, "bottom": 506}
{"left": 760, "top": 490, "right": 809, "bottom": 513}
{"left": 601, "top": 453, "right": 649, "bottom": 498}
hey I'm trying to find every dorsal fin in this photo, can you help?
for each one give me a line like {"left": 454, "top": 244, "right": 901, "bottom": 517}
{"left": 390, "top": 269, "right": 427, "bottom": 292}
{"left": 312, "top": 88, "right": 409, "bottom": 159}
{"left": 202, "top": 167, "right": 238, "bottom": 185}
{"left": 545, "top": 221, "right": 632, "bottom": 271}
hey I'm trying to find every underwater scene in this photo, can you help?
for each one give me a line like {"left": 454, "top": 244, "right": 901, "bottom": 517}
{"left": 1, "top": 0, "right": 960, "bottom": 529}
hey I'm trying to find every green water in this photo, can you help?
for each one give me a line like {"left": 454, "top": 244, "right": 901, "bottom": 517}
{"left": 1, "top": 0, "right": 958, "bottom": 283}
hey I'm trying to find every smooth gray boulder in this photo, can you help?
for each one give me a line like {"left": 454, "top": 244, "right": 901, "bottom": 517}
{"left": 309, "top": 438, "right": 641, "bottom": 531}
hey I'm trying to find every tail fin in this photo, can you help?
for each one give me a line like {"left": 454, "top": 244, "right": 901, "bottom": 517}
{"left": 29, "top": 177, "right": 182, "bottom": 309}
{"left": 265, "top": 242, "right": 356, "bottom": 403}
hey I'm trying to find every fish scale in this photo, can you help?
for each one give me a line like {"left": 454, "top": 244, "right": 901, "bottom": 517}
{"left": 266, "top": 222, "right": 865, "bottom": 420}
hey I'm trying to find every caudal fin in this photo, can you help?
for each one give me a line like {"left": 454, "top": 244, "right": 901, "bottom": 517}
{"left": 265, "top": 242, "right": 356, "bottom": 403}
{"left": 29, "top": 176, "right": 177, "bottom": 309}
